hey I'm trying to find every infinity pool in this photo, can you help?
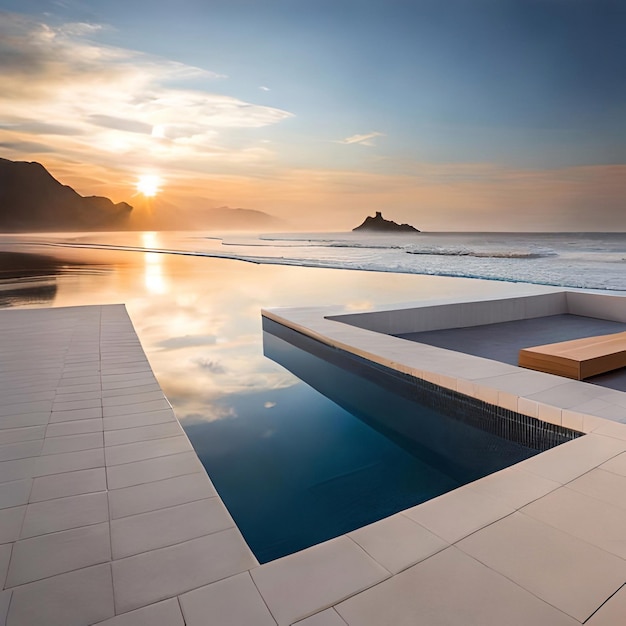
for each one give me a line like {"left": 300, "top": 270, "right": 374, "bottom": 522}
{"left": 185, "top": 319, "right": 578, "bottom": 563}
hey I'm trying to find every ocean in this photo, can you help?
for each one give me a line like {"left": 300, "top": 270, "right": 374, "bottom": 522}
{"left": 9, "top": 230, "right": 625, "bottom": 291}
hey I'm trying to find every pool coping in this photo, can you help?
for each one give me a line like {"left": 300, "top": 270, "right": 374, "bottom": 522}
{"left": 1, "top": 299, "right": 626, "bottom": 625}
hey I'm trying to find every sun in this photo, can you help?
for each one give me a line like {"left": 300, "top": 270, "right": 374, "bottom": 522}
{"left": 136, "top": 174, "right": 162, "bottom": 197}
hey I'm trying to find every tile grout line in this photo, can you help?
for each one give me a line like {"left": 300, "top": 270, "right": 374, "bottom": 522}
{"left": 582, "top": 582, "right": 626, "bottom": 624}
{"left": 249, "top": 571, "right": 279, "bottom": 626}
{"left": 452, "top": 517, "right": 625, "bottom": 624}
{"left": 99, "top": 307, "right": 120, "bottom": 617}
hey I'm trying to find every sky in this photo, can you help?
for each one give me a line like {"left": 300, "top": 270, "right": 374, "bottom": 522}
{"left": 0, "top": 0, "right": 624, "bottom": 231}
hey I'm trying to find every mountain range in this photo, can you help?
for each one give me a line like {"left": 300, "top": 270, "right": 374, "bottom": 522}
{"left": 0, "top": 157, "right": 133, "bottom": 231}
{"left": 0, "top": 157, "right": 283, "bottom": 232}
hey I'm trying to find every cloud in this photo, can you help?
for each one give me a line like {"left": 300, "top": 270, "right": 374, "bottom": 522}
{"left": 156, "top": 334, "right": 217, "bottom": 350}
{"left": 193, "top": 358, "right": 227, "bottom": 374}
{"left": 336, "top": 131, "right": 385, "bottom": 147}
{"left": 0, "top": 121, "right": 83, "bottom": 136}
{"left": 259, "top": 85, "right": 271, "bottom": 91}
{"left": 88, "top": 115, "right": 153, "bottom": 135}
{"left": 0, "top": 140, "right": 56, "bottom": 153}
{"left": 0, "top": 12, "right": 293, "bottom": 170}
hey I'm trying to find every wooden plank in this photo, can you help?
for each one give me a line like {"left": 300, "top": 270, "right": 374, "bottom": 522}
{"left": 518, "top": 330, "right": 626, "bottom": 380}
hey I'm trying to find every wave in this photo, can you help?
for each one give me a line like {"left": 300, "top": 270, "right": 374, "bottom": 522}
{"left": 405, "top": 248, "right": 556, "bottom": 259}
{"left": 43, "top": 239, "right": 626, "bottom": 292}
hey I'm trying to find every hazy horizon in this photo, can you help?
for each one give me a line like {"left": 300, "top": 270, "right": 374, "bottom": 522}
{"left": 0, "top": 1, "right": 624, "bottom": 232}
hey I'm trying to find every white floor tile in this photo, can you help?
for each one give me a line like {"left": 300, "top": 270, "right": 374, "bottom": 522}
{"left": 108, "top": 472, "right": 216, "bottom": 519}
{"left": 0, "top": 412, "right": 50, "bottom": 430}
{"left": 348, "top": 513, "right": 448, "bottom": 574}
{"left": 21, "top": 492, "right": 109, "bottom": 539}
{"left": 251, "top": 536, "right": 389, "bottom": 626}
{"left": 34, "top": 448, "right": 105, "bottom": 476}
{"left": 516, "top": 434, "right": 626, "bottom": 484}
{"left": 52, "top": 398, "right": 102, "bottom": 412}
{"left": 180, "top": 572, "right": 277, "bottom": 626}
{"left": 567, "top": 468, "right": 626, "bottom": 510}
{"left": 41, "top": 432, "right": 103, "bottom": 456}
{"left": 0, "top": 458, "right": 35, "bottom": 484}
{"left": 457, "top": 512, "right": 625, "bottom": 622}
{"left": 104, "top": 421, "right": 183, "bottom": 447}
{"left": 0, "top": 401, "right": 52, "bottom": 418}
{"left": 521, "top": 486, "right": 626, "bottom": 559}
{"left": 586, "top": 585, "right": 626, "bottom": 626}
{"left": 0, "top": 590, "right": 10, "bottom": 626}
{"left": 600, "top": 451, "right": 626, "bottom": 477}
{"left": 112, "top": 529, "right": 257, "bottom": 614}
{"left": 468, "top": 466, "right": 561, "bottom": 509}
{"left": 102, "top": 391, "right": 165, "bottom": 408}
{"left": 0, "top": 426, "right": 46, "bottom": 445}
{"left": 46, "top": 419, "right": 103, "bottom": 438}
{"left": 103, "top": 409, "right": 177, "bottom": 432}
{"left": 106, "top": 451, "right": 203, "bottom": 489}
{"left": 101, "top": 383, "right": 162, "bottom": 399}
{"left": 91, "top": 598, "right": 185, "bottom": 626}
{"left": 403, "top": 486, "right": 514, "bottom": 543}
{"left": 103, "top": 399, "right": 171, "bottom": 418}
{"left": 6, "top": 522, "right": 111, "bottom": 586}
{"left": 49, "top": 407, "right": 103, "bottom": 423}
{"left": 0, "top": 506, "right": 26, "bottom": 544}
{"left": 335, "top": 546, "right": 579, "bottom": 626}
{"left": 0, "top": 440, "right": 43, "bottom": 462}
{"left": 111, "top": 498, "right": 232, "bottom": 558}
{"left": 0, "top": 543, "right": 11, "bottom": 588}
{"left": 104, "top": 436, "right": 191, "bottom": 466}
{"left": 30, "top": 467, "right": 107, "bottom": 502}
{"left": 7, "top": 563, "right": 114, "bottom": 626}
{"left": 0, "top": 479, "right": 31, "bottom": 510}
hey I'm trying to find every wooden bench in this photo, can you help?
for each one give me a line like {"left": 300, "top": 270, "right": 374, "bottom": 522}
{"left": 518, "top": 330, "right": 626, "bottom": 380}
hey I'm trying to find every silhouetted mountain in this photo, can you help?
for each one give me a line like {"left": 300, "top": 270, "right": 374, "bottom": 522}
{"left": 0, "top": 157, "right": 132, "bottom": 231}
{"left": 128, "top": 199, "right": 285, "bottom": 231}
{"left": 353, "top": 211, "right": 420, "bottom": 233}
{"left": 203, "top": 206, "right": 285, "bottom": 230}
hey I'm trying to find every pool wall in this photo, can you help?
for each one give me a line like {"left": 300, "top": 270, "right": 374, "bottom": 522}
{"left": 327, "top": 290, "right": 626, "bottom": 336}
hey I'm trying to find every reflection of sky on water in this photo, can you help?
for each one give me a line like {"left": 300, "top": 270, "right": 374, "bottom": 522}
{"left": 0, "top": 231, "right": 549, "bottom": 424}
{"left": 184, "top": 372, "right": 460, "bottom": 562}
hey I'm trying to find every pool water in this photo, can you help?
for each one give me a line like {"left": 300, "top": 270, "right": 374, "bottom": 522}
{"left": 186, "top": 327, "right": 546, "bottom": 563}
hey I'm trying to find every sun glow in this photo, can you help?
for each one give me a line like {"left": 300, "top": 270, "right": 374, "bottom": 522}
{"left": 136, "top": 174, "right": 162, "bottom": 197}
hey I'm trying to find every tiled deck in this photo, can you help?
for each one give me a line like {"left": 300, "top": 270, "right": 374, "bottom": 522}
{"left": 2, "top": 301, "right": 626, "bottom": 625}
{"left": 0, "top": 306, "right": 258, "bottom": 626}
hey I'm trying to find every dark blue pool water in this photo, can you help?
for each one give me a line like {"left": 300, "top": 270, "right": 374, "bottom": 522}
{"left": 185, "top": 322, "right": 577, "bottom": 563}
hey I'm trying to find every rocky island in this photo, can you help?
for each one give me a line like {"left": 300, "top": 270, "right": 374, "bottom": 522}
{"left": 352, "top": 211, "right": 420, "bottom": 233}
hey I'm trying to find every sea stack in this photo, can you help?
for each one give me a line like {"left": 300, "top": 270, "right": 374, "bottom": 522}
{"left": 352, "top": 211, "right": 420, "bottom": 233}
